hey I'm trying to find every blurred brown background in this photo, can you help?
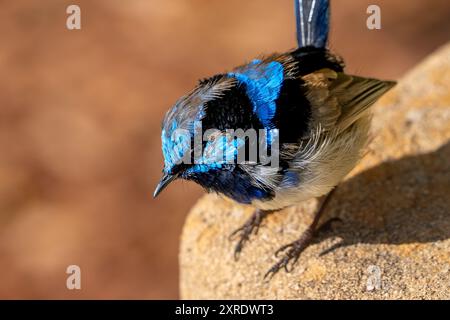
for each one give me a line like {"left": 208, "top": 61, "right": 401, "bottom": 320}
{"left": 0, "top": 0, "right": 448, "bottom": 299}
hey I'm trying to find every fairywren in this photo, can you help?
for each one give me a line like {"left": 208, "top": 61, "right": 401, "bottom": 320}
{"left": 154, "top": 0, "right": 395, "bottom": 278}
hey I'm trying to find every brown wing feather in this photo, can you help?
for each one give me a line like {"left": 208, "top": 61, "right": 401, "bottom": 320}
{"left": 302, "top": 69, "right": 396, "bottom": 133}
{"left": 302, "top": 69, "right": 341, "bottom": 131}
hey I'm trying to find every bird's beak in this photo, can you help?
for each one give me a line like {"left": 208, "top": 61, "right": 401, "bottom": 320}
{"left": 153, "top": 173, "right": 178, "bottom": 198}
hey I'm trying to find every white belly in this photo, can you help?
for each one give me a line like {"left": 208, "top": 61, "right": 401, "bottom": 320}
{"left": 251, "top": 116, "right": 371, "bottom": 211}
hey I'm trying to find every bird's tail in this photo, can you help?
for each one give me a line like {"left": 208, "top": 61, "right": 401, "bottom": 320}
{"left": 294, "top": 0, "right": 330, "bottom": 48}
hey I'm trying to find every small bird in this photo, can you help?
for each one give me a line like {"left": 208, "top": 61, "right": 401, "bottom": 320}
{"left": 154, "top": 0, "right": 395, "bottom": 278}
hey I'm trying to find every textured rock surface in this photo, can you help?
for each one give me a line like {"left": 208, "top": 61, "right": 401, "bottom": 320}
{"left": 180, "top": 44, "right": 450, "bottom": 299}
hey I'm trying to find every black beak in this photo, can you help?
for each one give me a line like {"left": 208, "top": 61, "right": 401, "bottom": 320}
{"left": 153, "top": 173, "right": 178, "bottom": 198}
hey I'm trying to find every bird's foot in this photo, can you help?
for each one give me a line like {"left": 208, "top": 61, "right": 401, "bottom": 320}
{"left": 264, "top": 226, "right": 314, "bottom": 280}
{"left": 264, "top": 216, "right": 342, "bottom": 280}
{"left": 263, "top": 189, "right": 341, "bottom": 280}
{"left": 229, "top": 209, "right": 272, "bottom": 260}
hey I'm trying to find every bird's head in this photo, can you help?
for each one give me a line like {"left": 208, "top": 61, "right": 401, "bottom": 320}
{"left": 154, "top": 75, "right": 243, "bottom": 198}
{"left": 154, "top": 58, "right": 287, "bottom": 203}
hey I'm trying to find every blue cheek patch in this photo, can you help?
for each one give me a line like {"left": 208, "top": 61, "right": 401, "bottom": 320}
{"left": 187, "top": 136, "right": 245, "bottom": 174}
{"left": 161, "top": 123, "right": 191, "bottom": 173}
{"left": 187, "top": 163, "right": 222, "bottom": 174}
{"left": 161, "top": 129, "right": 172, "bottom": 171}
{"left": 228, "top": 60, "right": 284, "bottom": 128}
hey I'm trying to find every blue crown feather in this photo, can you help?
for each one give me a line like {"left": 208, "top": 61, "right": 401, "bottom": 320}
{"left": 228, "top": 60, "right": 284, "bottom": 129}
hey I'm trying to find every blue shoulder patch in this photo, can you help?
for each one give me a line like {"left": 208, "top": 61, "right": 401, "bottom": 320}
{"left": 228, "top": 60, "right": 284, "bottom": 128}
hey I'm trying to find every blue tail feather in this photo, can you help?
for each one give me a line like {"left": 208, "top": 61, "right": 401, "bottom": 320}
{"left": 294, "top": 0, "right": 329, "bottom": 48}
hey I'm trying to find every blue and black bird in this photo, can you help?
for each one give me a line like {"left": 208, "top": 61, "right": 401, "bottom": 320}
{"left": 154, "top": 0, "right": 395, "bottom": 277}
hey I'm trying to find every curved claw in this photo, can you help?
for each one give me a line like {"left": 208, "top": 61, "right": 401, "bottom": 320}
{"left": 274, "top": 243, "right": 293, "bottom": 257}
{"left": 228, "top": 226, "right": 245, "bottom": 241}
{"left": 233, "top": 247, "right": 241, "bottom": 261}
{"left": 263, "top": 265, "right": 279, "bottom": 281}
{"left": 264, "top": 255, "right": 296, "bottom": 280}
{"left": 233, "top": 234, "right": 250, "bottom": 260}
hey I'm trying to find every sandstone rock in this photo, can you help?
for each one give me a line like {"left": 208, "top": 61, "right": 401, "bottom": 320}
{"left": 179, "top": 43, "right": 450, "bottom": 299}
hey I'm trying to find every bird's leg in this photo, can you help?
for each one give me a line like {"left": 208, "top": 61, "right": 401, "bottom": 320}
{"left": 229, "top": 209, "right": 274, "bottom": 260}
{"left": 264, "top": 188, "right": 338, "bottom": 279}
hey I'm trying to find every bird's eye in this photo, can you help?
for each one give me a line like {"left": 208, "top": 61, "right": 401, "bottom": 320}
{"left": 207, "top": 132, "right": 222, "bottom": 143}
